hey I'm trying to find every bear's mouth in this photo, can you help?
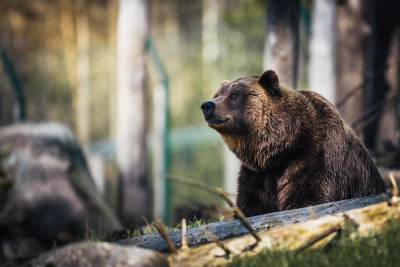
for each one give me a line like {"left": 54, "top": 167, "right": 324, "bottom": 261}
{"left": 206, "top": 117, "right": 230, "bottom": 126}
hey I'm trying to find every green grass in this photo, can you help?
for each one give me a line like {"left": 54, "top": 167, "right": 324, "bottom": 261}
{"left": 101, "top": 217, "right": 210, "bottom": 242}
{"left": 230, "top": 220, "right": 400, "bottom": 267}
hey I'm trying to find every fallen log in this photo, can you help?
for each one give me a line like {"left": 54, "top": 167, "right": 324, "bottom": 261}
{"left": 169, "top": 196, "right": 400, "bottom": 267}
{"left": 117, "top": 194, "right": 387, "bottom": 251}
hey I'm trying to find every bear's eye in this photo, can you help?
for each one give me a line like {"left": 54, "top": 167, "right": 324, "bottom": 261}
{"left": 230, "top": 93, "right": 239, "bottom": 99}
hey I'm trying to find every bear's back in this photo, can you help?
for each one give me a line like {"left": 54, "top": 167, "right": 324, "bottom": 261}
{"left": 298, "top": 90, "right": 385, "bottom": 199}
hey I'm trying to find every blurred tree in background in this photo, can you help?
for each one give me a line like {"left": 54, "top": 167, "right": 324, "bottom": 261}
{"left": 0, "top": 0, "right": 268, "bottom": 225}
{"left": 116, "top": 0, "right": 150, "bottom": 226}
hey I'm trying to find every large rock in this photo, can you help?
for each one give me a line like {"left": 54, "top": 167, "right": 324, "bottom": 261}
{"left": 30, "top": 242, "right": 168, "bottom": 267}
{"left": 0, "top": 123, "right": 122, "bottom": 260}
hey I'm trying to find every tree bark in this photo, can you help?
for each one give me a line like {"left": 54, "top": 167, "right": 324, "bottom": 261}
{"left": 361, "top": 0, "right": 399, "bottom": 151}
{"left": 263, "top": 0, "right": 300, "bottom": 88}
{"left": 117, "top": 194, "right": 386, "bottom": 251}
{"left": 335, "top": 0, "right": 363, "bottom": 127}
{"left": 116, "top": 0, "right": 150, "bottom": 226}
{"left": 107, "top": 0, "right": 118, "bottom": 139}
{"left": 59, "top": 0, "right": 77, "bottom": 93}
{"left": 308, "top": 0, "right": 336, "bottom": 103}
{"left": 202, "top": 0, "right": 220, "bottom": 64}
{"left": 168, "top": 195, "right": 397, "bottom": 267}
{"left": 201, "top": 0, "right": 240, "bottom": 199}
{"left": 75, "top": 0, "right": 91, "bottom": 144}
{"left": 0, "top": 47, "right": 26, "bottom": 122}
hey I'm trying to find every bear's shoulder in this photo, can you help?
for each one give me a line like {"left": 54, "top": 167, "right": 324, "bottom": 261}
{"left": 297, "top": 90, "right": 343, "bottom": 122}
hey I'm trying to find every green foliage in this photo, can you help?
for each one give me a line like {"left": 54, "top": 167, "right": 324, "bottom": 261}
{"left": 26, "top": 51, "right": 74, "bottom": 126}
{"left": 230, "top": 220, "right": 400, "bottom": 267}
{"left": 219, "top": 0, "right": 266, "bottom": 78}
{"left": 170, "top": 140, "right": 224, "bottom": 210}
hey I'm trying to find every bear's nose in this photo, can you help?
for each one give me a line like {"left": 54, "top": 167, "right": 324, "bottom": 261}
{"left": 201, "top": 101, "right": 215, "bottom": 114}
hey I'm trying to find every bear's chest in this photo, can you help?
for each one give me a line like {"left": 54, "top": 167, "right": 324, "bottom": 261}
{"left": 249, "top": 171, "right": 280, "bottom": 212}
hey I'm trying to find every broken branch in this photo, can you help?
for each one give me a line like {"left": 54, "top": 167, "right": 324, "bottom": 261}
{"left": 169, "top": 175, "right": 261, "bottom": 244}
{"left": 295, "top": 223, "right": 341, "bottom": 254}
{"left": 154, "top": 219, "right": 177, "bottom": 254}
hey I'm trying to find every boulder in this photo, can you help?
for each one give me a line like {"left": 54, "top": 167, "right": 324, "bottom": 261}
{"left": 30, "top": 242, "right": 168, "bottom": 267}
{"left": 0, "top": 123, "right": 122, "bottom": 260}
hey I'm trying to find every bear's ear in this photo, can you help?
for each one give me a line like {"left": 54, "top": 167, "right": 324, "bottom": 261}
{"left": 259, "top": 70, "right": 281, "bottom": 96}
{"left": 220, "top": 80, "right": 230, "bottom": 87}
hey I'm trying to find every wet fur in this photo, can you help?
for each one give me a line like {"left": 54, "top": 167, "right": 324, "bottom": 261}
{"left": 208, "top": 71, "right": 385, "bottom": 216}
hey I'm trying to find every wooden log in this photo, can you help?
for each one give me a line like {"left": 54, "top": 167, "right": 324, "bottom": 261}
{"left": 169, "top": 196, "right": 400, "bottom": 267}
{"left": 116, "top": 194, "right": 387, "bottom": 251}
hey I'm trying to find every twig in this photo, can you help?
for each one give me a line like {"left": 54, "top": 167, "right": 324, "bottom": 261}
{"left": 342, "top": 213, "right": 359, "bottom": 227}
{"left": 142, "top": 216, "right": 156, "bottom": 234}
{"left": 351, "top": 94, "right": 399, "bottom": 130}
{"left": 295, "top": 224, "right": 341, "bottom": 254}
{"left": 181, "top": 218, "right": 188, "bottom": 250}
{"left": 335, "top": 83, "right": 364, "bottom": 108}
{"left": 389, "top": 172, "right": 399, "bottom": 197}
{"left": 204, "top": 231, "right": 232, "bottom": 258}
{"left": 386, "top": 173, "right": 399, "bottom": 209}
{"left": 169, "top": 175, "right": 261, "bottom": 245}
{"left": 154, "top": 219, "right": 177, "bottom": 254}
{"left": 168, "top": 175, "right": 234, "bottom": 206}
{"left": 232, "top": 207, "right": 262, "bottom": 243}
{"left": 335, "top": 64, "right": 392, "bottom": 108}
{"left": 341, "top": 213, "right": 359, "bottom": 236}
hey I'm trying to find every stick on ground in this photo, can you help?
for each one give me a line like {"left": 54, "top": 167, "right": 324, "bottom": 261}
{"left": 154, "top": 219, "right": 177, "bottom": 254}
{"left": 181, "top": 219, "right": 188, "bottom": 250}
{"left": 169, "top": 175, "right": 261, "bottom": 244}
{"left": 295, "top": 223, "right": 341, "bottom": 254}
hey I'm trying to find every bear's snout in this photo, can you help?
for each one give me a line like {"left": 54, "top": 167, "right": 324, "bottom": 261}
{"left": 201, "top": 101, "right": 215, "bottom": 117}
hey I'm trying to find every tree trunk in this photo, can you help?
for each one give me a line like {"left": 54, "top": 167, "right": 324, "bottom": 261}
{"left": 0, "top": 47, "right": 26, "bottom": 122}
{"left": 75, "top": 0, "right": 91, "bottom": 145}
{"left": 361, "top": 0, "right": 399, "bottom": 151}
{"left": 201, "top": 0, "right": 240, "bottom": 199}
{"left": 308, "top": 0, "right": 336, "bottom": 103}
{"left": 107, "top": 0, "right": 118, "bottom": 139}
{"left": 263, "top": 0, "right": 300, "bottom": 88}
{"left": 335, "top": 0, "right": 363, "bottom": 128}
{"left": 59, "top": 0, "right": 77, "bottom": 93}
{"left": 202, "top": 0, "right": 220, "bottom": 64}
{"left": 116, "top": 0, "right": 150, "bottom": 226}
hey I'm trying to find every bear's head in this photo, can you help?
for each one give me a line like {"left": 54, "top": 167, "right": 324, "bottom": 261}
{"left": 201, "top": 70, "right": 302, "bottom": 170}
{"left": 201, "top": 70, "right": 282, "bottom": 135}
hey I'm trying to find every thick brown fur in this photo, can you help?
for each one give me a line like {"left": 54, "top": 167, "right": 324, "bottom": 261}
{"left": 202, "top": 70, "right": 385, "bottom": 216}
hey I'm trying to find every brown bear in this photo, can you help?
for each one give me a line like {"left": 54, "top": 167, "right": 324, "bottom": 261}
{"left": 201, "top": 70, "right": 385, "bottom": 217}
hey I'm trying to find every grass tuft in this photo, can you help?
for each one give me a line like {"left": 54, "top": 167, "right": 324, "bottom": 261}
{"left": 230, "top": 220, "right": 400, "bottom": 267}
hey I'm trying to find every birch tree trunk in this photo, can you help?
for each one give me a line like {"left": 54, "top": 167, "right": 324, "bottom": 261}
{"left": 116, "top": 0, "right": 150, "bottom": 226}
{"left": 263, "top": 0, "right": 300, "bottom": 88}
{"left": 107, "top": 0, "right": 118, "bottom": 139}
{"left": 202, "top": 0, "right": 220, "bottom": 64}
{"left": 201, "top": 0, "right": 240, "bottom": 199}
{"left": 308, "top": 0, "right": 336, "bottom": 103}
